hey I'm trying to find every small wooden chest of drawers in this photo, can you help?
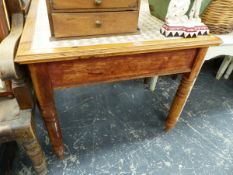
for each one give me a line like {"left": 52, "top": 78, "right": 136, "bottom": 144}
{"left": 46, "top": 0, "right": 141, "bottom": 38}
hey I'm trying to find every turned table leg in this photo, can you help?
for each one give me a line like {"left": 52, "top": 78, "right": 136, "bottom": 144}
{"left": 165, "top": 48, "right": 208, "bottom": 131}
{"left": 19, "top": 139, "right": 47, "bottom": 175}
{"left": 16, "top": 110, "right": 47, "bottom": 175}
{"left": 29, "top": 63, "right": 64, "bottom": 159}
{"left": 17, "top": 125, "right": 47, "bottom": 175}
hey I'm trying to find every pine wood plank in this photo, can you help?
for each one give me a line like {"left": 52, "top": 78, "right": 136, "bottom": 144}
{"left": 52, "top": 11, "right": 139, "bottom": 38}
{"left": 48, "top": 49, "right": 197, "bottom": 88}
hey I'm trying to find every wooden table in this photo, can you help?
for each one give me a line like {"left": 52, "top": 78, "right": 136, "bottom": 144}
{"left": 15, "top": 0, "right": 222, "bottom": 159}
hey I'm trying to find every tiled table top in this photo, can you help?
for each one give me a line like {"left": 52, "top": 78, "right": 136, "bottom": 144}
{"left": 32, "top": 0, "right": 171, "bottom": 50}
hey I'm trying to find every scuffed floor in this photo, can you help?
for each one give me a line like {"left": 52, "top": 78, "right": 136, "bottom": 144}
{"left": 15, "top": 59, "right": 233, "bottom": 175}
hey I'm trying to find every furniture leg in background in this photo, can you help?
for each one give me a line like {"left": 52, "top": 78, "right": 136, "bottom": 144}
{"left": 165, "top": 48, "right": 208, "bottom": 131}
{"left": 144, "top": 76, "right": 158, "bottom": 91}
{"left": 147, "top": 75, "right": 179, "bottom": 92}
{"left": 149, "top": 76, "right": 158, "bottom": 91}
{"left": 224, "top": 58, "right": 233, "bottom": 79}
{"left": 216, "top": 56, "right": 233, "bottom": 80}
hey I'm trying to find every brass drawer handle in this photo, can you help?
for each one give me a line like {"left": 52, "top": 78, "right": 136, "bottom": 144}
{"left": 95, "top": 20, "right": 102, "bottom": 27}
{"left": 95, "top": 0, "right": 102, "bottom": 5}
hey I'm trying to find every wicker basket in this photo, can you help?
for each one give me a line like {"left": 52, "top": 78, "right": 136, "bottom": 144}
{"left": 202, "top": 0, "right": 233, "bottom": 34}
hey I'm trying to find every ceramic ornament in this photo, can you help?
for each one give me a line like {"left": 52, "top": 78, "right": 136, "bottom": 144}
{"left": 160, "top": 0, "right": 209, "bottom": 38}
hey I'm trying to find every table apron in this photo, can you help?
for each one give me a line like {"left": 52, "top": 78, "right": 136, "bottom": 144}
{"left": 47, "top": 49, "right": 198, "bottom": 89}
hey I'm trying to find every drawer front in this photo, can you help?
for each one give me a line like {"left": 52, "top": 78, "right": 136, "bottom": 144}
{"left": 51, "top": 0, "right": 139, "bottom": 10}
{"left": 52, "top": 11, "right": 139, "bottom": 38}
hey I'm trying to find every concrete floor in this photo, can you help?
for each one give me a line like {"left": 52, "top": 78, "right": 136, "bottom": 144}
{"left": 15, "top": 59, "right": 233, "bottom": 175}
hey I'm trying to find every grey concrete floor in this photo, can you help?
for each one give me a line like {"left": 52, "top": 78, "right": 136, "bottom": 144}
{"left": 15, "top": 59, "right": 233, "bottom": 175}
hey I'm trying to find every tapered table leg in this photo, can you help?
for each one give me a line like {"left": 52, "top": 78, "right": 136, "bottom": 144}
{"left": 165, "top": 48, "right": 208, "bottom": 131}
{"left": 29, "top": 63, "right": 64, "bottom": 159}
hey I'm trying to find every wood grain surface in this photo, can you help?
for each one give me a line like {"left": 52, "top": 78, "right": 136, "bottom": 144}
{"left": 51, "top": 0, "right": 139, "bottom": 11}
{"left": 0, "top": 0, "right": 9, "bottom": 41}
{"left": 29, "top": 63, "right": 64, "bottom": 159}
{"left": 52, "top": 11, "right": 139, "bottom": 38}
{"left": 15, "top": 0, "right": 222, "bottom": 64}
{"left": 48, "top": 49, "right": 197, "bottom": 88}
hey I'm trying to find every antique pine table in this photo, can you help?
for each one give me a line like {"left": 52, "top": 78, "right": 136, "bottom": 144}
{"left": 15, "top": 0, "right": 222, "bottom": 159}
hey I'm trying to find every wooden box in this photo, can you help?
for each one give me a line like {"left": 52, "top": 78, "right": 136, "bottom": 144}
{"left": 46, "top": 0, "right": 141, "bottom": 38}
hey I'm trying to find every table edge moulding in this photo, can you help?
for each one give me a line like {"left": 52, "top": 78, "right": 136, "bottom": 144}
{"left": 15, "top": 0, "right": 222, "bottom": 64}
